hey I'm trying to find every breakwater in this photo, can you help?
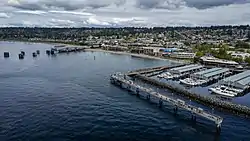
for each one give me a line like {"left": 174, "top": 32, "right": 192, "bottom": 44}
{"left": 134, "top": 74, "right": 250, "bottom": 116}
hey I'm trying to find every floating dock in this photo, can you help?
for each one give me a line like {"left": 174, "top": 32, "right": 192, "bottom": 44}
{"left": 110, "top": 73, "right": 223, "bottom": 132}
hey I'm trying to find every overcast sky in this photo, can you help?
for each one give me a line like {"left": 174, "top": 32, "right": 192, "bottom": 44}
{"left": 0, "top": 0, "right": 250, "bottom": 27}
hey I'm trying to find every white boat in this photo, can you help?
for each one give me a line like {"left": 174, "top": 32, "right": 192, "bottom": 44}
{"left": 209, "top": 85, "right": 238, "bottom": 97}
{"left": 219, "top": 85, "right": 243, "bottom": 93}
{"left": 180, "top": 78, "right": 207, "bottom": 86}
{"left": 157, "top": 72, "right": 174, "bottom": 79}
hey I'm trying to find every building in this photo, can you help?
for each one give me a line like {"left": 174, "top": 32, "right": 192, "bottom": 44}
{"left": 193, "top": 68, "right": 230, "bottom": 80}
{"left": 170, "top": 52, "right": 196, "bottom": 59}
{"left": 102, "top": 45, "right": 127, "bottom": 52}
{"left": 229, "top": 52, "right": 250, "bottom": 59}
{"left": 200, "top": 56, "right": 239, "bottom": 67}
{"left": 169, "top": 64, "right": 204, "bottom": 75}
{"left": 221, "top": 70, "right": 250, "bottom": 90}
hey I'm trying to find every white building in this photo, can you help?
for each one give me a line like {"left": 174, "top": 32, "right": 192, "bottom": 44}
{"left": 170, "top": 52, "right": 196, "bottom": 59}
{"left": 229, "top": 51, "right": 250, "bottom": 59}
{"left": 200, "top": 56, "right": 239, "bottom": 67}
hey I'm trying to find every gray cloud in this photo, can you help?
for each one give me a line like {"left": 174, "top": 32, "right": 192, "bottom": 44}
{"left": 136, "top": 0, "right": 185, "bottom": 10}
{"left": 0, "top": 13, "right": 10, "bottom": 18}
{"left": 6, "top": 0, "right": 250, "bottom": 11}
{"left": 1, "top": 0, "right": 250, "bottom": 27}
{"left": 136, "top": 0, "right": 250, "bottom": 10}
{"left": 185, "top": 0, "right": 250, "bottom": 9}
{"left": 6, "top": 0, "right": 125, "bottom": 11}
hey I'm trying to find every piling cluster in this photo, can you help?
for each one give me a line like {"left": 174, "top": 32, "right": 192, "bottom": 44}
{"left": 4, "top": 52, "right": 10, "bottom": 58}
{"left": 3, "top": 50, "right": 41, "bottom": 59}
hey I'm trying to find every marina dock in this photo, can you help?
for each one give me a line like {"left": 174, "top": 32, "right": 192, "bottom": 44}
{"left": 113, "top": 64, "right": 250, "bottom": 119}
{"left": 127, "top": 64, "right": 188, "bottom": 76}
{"left": 110, "top": 73, "right": 223, "bottom": 132}
{"left": 180, "top": 67, "right": 231, "bottom": 86}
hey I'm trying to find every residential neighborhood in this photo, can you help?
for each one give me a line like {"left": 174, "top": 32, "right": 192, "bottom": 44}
{"left": 1, "top": 26, "right": 250, "bottom": 65}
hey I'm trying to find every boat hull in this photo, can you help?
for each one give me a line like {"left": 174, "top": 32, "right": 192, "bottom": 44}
{"left": 209, "top": 88, "right": 235, "bottom": 97}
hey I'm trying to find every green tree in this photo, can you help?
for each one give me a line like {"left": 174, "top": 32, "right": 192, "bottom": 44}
{"left": 196, "top": 51, "right": 204, "bottom": 57}
{"left": 236, "top": 41, "right": 250, "bottom": 49}
{"left": 245, "top": 57, "right": 250, "bottom": 65}
{"left": 232, "top": 57, "right": 243, "bottom": 63}
{"left": 184, "top": 41, "right": 190, "bottom": 46}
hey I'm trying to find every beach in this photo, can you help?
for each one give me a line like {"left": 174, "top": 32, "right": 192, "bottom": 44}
{"left": 85, "top": 48, "right": 189, "bottom": 64}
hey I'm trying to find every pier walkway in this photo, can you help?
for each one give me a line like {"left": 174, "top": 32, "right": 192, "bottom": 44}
{"left": 110, "top": 73, "right": 223, "bottom": 131}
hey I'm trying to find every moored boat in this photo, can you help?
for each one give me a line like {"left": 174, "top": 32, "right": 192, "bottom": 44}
{"left": 180, "top": 78, "right": 207, "bottom": 86}
{"left": 209, "top": 85, "right": 239, "bottom": 97}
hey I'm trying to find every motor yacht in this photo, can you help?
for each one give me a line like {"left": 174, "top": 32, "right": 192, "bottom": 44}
{"left": 209, "top": 85, "right": 239, "bottom": 97}
{"left": 180, "top": 78, "right": 207, "bottom": 86}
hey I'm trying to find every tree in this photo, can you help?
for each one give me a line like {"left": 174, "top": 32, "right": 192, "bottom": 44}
{"left": 245, "top": 57, "right": 250, "bottom": 65}
{"left": 184, "top": 41, "right": 190, "bottom": 46}
{"left": 236, "top": 41, "right": 250, "bottom": 49}
{"left": 196, "top": 51, "right": 204, "bottom": 57}
{"left": 232, "top": 57, "right": 243, "bottom": 63}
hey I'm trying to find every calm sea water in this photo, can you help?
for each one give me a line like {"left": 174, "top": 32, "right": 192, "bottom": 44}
{"left": 0, "top": 42, "right": 250, "bottom": 141}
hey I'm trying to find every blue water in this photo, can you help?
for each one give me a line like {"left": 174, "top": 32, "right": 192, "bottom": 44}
{"left": 0, "top": 42, "right": 250, "bottom": 141}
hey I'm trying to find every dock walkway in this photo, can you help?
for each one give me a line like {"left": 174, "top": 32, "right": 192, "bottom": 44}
{"left": 110, "top": 73, "right": 223, "bottom": 131}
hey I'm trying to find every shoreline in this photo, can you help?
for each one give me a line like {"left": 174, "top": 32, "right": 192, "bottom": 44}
{"left": 1, "top": 40, "right": 188, "bottom": 64}
{"left": 85, "top": 48, "right": 188, "bottom": 64}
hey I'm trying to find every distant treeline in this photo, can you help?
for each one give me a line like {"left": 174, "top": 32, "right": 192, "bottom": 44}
{"left": 0, "top": 25, "right": 249, "bottom": 42}
{"left": 0, "top": 25, "right": 250, "bottom": 30}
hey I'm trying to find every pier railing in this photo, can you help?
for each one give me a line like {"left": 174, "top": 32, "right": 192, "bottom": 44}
{"left": 110, "top": 74, "right": 223, "bottom": 131}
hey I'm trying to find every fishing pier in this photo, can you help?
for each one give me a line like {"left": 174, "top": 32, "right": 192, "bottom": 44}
{"left": 110, "top": 73, "right": 223, "bottom": 132}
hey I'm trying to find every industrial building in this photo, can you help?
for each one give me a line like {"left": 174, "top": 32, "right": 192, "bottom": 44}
{"left": 169, "top": 64, "right": 204, "bottom": 75}
{"left": 170, "top": 52, "right": 196, "bottom": 59}
{"left": 200, "top": 56, "right": 239, "bottom": 68}
{"left": 157, "top": 64, "right": 204, "bottom": 80}
{"left": 194, "top": 68, "right": 231, "bottom": 80}
{"left": 222, "top": 70, "right": 250, "bottom": 90}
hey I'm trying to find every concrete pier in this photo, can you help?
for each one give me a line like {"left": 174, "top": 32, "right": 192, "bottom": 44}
{"left": 110, "top": 73, "right": 223, "bottom": 132}
{"left": 57, "top": 47, "right": 85, "bottom": 54}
